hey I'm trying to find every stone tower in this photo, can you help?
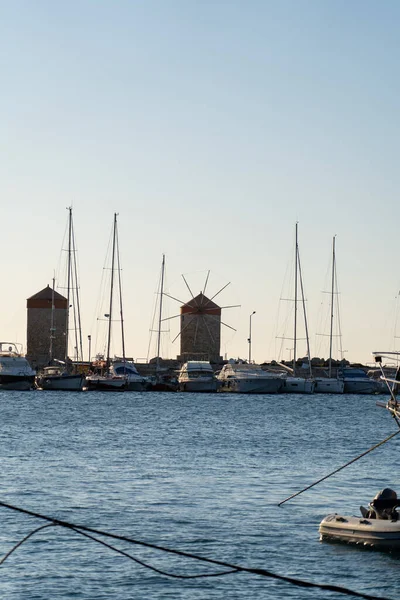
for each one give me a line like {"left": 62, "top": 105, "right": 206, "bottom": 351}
{"left": 26, "top": 285, "right": 68, "bottom": 369}
{"left": 178, "top": 292, "right": 222, "bottom": 363}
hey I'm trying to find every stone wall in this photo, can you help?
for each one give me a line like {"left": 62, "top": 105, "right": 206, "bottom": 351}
{"left": 27, "top": 307, "right": 67, "bottom": 368}
{"left": 179, "top": 313, "right": 221, "bottom": 362}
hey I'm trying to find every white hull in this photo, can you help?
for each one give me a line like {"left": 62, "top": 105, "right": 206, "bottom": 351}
{"left": 314, "top": 378, "right": 345, "bottom": 394}
{"left": 85, "top": 376, "right": 127, "bottom": 391}
{"left": 219, "top": 377, "right": 283, "bottom": 394}
{"left": 179, "top": 378, "right": 219, "bottom": 393}
{"left": 38, "top": 374, "right": 85, "bottom": 391}
{"left": 319, "top": 514, "right": 400, "bottom": 549}
{"left": 343, "top": 379, "right": 377, "bottom": 394}
{"left": 282, "top": 377, "right": 315, "bottom": 394}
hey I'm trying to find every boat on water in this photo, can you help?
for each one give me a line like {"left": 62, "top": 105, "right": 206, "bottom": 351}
{"left": 0, "top": 342, "right": 36, "bottom": 390}
{"left": 338, "top": 367, "right": 378, "bottom": 394}
{"left": 37, "top": 208, "right": 85, "bottom": 391}
{"left": 278, "top": 224, "right": 315, "bottom": 394}
{"left": 319, "top": 488, "right": 400, "bottom": 550}
{"left": 85, "top": 213, "right": 131, "bottom": 392}
{"left": 110, "top": 358, "right": 148, "bottom": 391}
{"left": 314, "top": 236, "right": 344, "bottom": 394}
{"left": 217, "top": 362, "right": 284, "bottom": 394}
{"left": 178, "top": 361, "right": 219, "bottom": 392}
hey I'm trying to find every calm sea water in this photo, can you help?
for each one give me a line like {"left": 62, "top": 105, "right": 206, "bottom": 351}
{"left": 0, "top": 391, "right": 399, "bottom": 599}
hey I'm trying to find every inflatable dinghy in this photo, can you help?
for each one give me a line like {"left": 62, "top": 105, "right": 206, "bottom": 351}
{"left": 319, "top": 488, "right": 400, "bottom": 550}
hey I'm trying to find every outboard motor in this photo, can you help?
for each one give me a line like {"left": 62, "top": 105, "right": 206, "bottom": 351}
{"left": 368, "top": 488, "right": 399, "bottom": 520}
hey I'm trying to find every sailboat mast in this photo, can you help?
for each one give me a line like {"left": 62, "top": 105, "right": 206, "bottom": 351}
{"left": 328, "top": 236, "right": 336, "bottom": 378}
{"left": 156, "top": 254, "right": 166, "bottom": 371}
{"left": 116, "top": 223, "right": 126, "bottom": 365}
{"left": 65, "top": 207, "right": 73, "bottom": 365}
{"left": 293, "top": 223, "right": 298, "bottom": 375}
{"left": 106, "top": 213, "right": 117, "bottom": 373}
{"left": 49, "top": 274, "right": 55, "bottom": 362}
{"left": 298, "top": 251, "right": 312, "bottom": 378}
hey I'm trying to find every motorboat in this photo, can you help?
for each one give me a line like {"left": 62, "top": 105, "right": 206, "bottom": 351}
{"left": 37, "top": 363, "right": 85, "bottom": 391}
{"left": 339, "top": 367, "right": 378, "bottom": 394}
{"left": 217, "top": 362, "right": 284, "bottom": 394}
{"left": 178, "top": 361, "right": 219, "bottom": 392}
{"left": 0, "top": 342, "right": 36, "bottom": 390}
{"left": 110, "top": 359, "right": 148, "bottom": 391}
{"left": 319, "top": 488, "right": 400, "bottom": 550}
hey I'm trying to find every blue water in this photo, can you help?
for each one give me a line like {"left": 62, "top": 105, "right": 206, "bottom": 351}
{"left": 0, "top": 391, "right": 399, "bottom": 599}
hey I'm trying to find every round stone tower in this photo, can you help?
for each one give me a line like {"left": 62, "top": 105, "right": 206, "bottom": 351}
{"left": 26, "top": 285, "right": 68, "bottom": 369}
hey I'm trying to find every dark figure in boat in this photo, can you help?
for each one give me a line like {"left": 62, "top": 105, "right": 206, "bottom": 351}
{"left": 360, "top": 488, "right": 399, "bottom": 520}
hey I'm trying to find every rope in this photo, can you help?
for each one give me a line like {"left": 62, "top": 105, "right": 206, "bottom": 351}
{"left": 278, "top": 428, "right": 400, "bottom": 506}
{"left": 0, "top": 499, "right": 394, "bottom": 600}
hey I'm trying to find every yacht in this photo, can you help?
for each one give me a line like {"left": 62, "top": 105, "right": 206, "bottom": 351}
{"left": 314, "top": 376, "right": 344, "bottom": 394}
{"left": 339, "top": 367, "right": 378, "bottom": 394}
{"left": 217, "top": 362, "right": 284, "bottom": 394}
{"left": 282, "top": 375, "right": 315, "bottom": 394}
{"left": 178, "top": 361, "right": 219, "bottom": 392}
{"left": 0, "top": 342, "right": 36, "bottom": 390}
{"left": 110, "top": 359, "right": 149, "bottom": 391}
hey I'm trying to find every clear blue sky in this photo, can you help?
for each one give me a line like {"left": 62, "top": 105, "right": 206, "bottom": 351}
{"left": 1, "top": 0, "right": 399, "bottom": 364}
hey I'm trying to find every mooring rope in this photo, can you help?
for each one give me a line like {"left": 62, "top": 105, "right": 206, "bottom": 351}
{"left": 278, "top": 428, "right": 400, "bottom": 506}
{"left": 0, "top": 499, "right": 395, "bottom": 600}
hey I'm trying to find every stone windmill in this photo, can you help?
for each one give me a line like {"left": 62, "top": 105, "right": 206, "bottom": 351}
{"left": 163, "top": 272, "right": 239, "bottom": 363}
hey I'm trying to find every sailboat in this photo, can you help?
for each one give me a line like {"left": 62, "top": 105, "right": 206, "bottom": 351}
{"left": 85, "top": 214, "right": 147, "bottom": 392}
{"left": 314, "top": 236, "right": 345, "bottom": 394}
{"left": 281, "top": 223, "right": 315, "bottom": 394}
{"left": 148, "top": 255, "right": 178, "bottom": 392}
{"left": 37, "top": 208, "right": 85, "bottom": 391}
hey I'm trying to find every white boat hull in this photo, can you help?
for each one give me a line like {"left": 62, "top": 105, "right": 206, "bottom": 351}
{"left": 38, "top": 374, "right": 85, "bottom": 391}
{"left": 179, "top": 379, "right": 219, "bottom": 393}
{"left": 282, "top": 377, "right": 315, "bottom": 394}
{"left": 218, "top": 377, "right": 283, "bottom": 394}
{"left": 314, "top": 378, "right": 345, "bottom": 394}
{"left": 319, "top": 513, "right": 400, "bottom": 549}
{"left": 343, "top": 379, "right": 378, "bottom": 394}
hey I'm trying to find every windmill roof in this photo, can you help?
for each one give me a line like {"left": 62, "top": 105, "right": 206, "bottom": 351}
{"left": 27, "top": 285, "right": 67, "bottom": 302}
{"left": 181, "top": 292, "right": 220, "bottom": 309}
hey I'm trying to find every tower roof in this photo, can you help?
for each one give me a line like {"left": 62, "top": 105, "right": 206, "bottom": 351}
{"left": 181, "top": 292, "right": 220, "bottom": 311}
{"left": 27, "top": 285, "right": 67, "bottom": 302}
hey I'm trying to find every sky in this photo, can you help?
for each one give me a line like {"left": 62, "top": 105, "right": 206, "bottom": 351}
{"left": 1, "top": 0, "right": 400, "bottom": 365}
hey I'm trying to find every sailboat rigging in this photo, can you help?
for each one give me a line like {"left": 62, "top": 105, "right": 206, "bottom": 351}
{"left": 314, "top": 236, "right": 345, "bottom": 394}
{"left": 86, "top": 214, "right": 147, "bottom": 392}
{"left": 37, "top": 208, "right": 85, "bottom": 391}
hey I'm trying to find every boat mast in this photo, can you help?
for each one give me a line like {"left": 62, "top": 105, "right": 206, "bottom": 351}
{"left": 71, "top": 217, "right": 83, "bottom": 363}
{"left": 298, "top": 249, "right": 312, "bottom": 378}
{"left": 156, "top": 254, "right": 166, "bottom": 372}
{"left": 116, "top": 221, "right": 126, "bottom": 368}
{"left": 106, "top": 213, "right": 117, "bottom": 374}
{"left": 49, "top": 274, "right": 56, "bottom": 362}
{"left": 65, "top": 206, "right": 73, "bottom": 367}
{"left": 293, "top": 223, "right": 298, "bottom": 376}
{"left": 328, "top": 236, "right": 336, "bottom": 378}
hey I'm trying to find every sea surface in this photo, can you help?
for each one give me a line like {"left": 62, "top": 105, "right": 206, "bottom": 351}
{"left": 0, "top": 390, "right": 399, "bottom": 600}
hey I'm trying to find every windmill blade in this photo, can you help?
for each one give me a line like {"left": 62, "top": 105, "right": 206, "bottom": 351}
{"left": 163, "top": 292, "right": 187, "bottom": 305}
{"left": 206, "top": 312, "right": 237, "bottom": 332}
{"left": 203, "top": 282, "right": 231, "bottom": 306}
{"left": 207, "top": 304, "right": 241, "bottom": 310}
{"left": 200, "top": 271, "right": 210, "bottom": 303}
{"left": 201, "top": 315, "right": 215, "bottom": 343}
{"left": 193, "top": 314, "right": 200, "bottom": 348}
{"left": 161, "top": 310, "right": 197, "bottom": 323}
{"left": 181, "top": 274, "right": 198, "bottom": 305}
{"left": 171, "top": 317, "right": 194, "bottom": 344}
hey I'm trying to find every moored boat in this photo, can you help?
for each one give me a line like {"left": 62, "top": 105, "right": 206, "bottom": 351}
{"left": 0, "top": 342, "right": 36, "bottom": 390}
{"left": 319, "top": 488, "right": 400, "bottom": 550}
{"left": 217, "top": 362, "right": 284, "bottom": 394}
{"left": 178, "top": 361, "right": 219, "bottom": 392}
{"left": 37, "top": 365, "right": 85, "bottom": 391}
